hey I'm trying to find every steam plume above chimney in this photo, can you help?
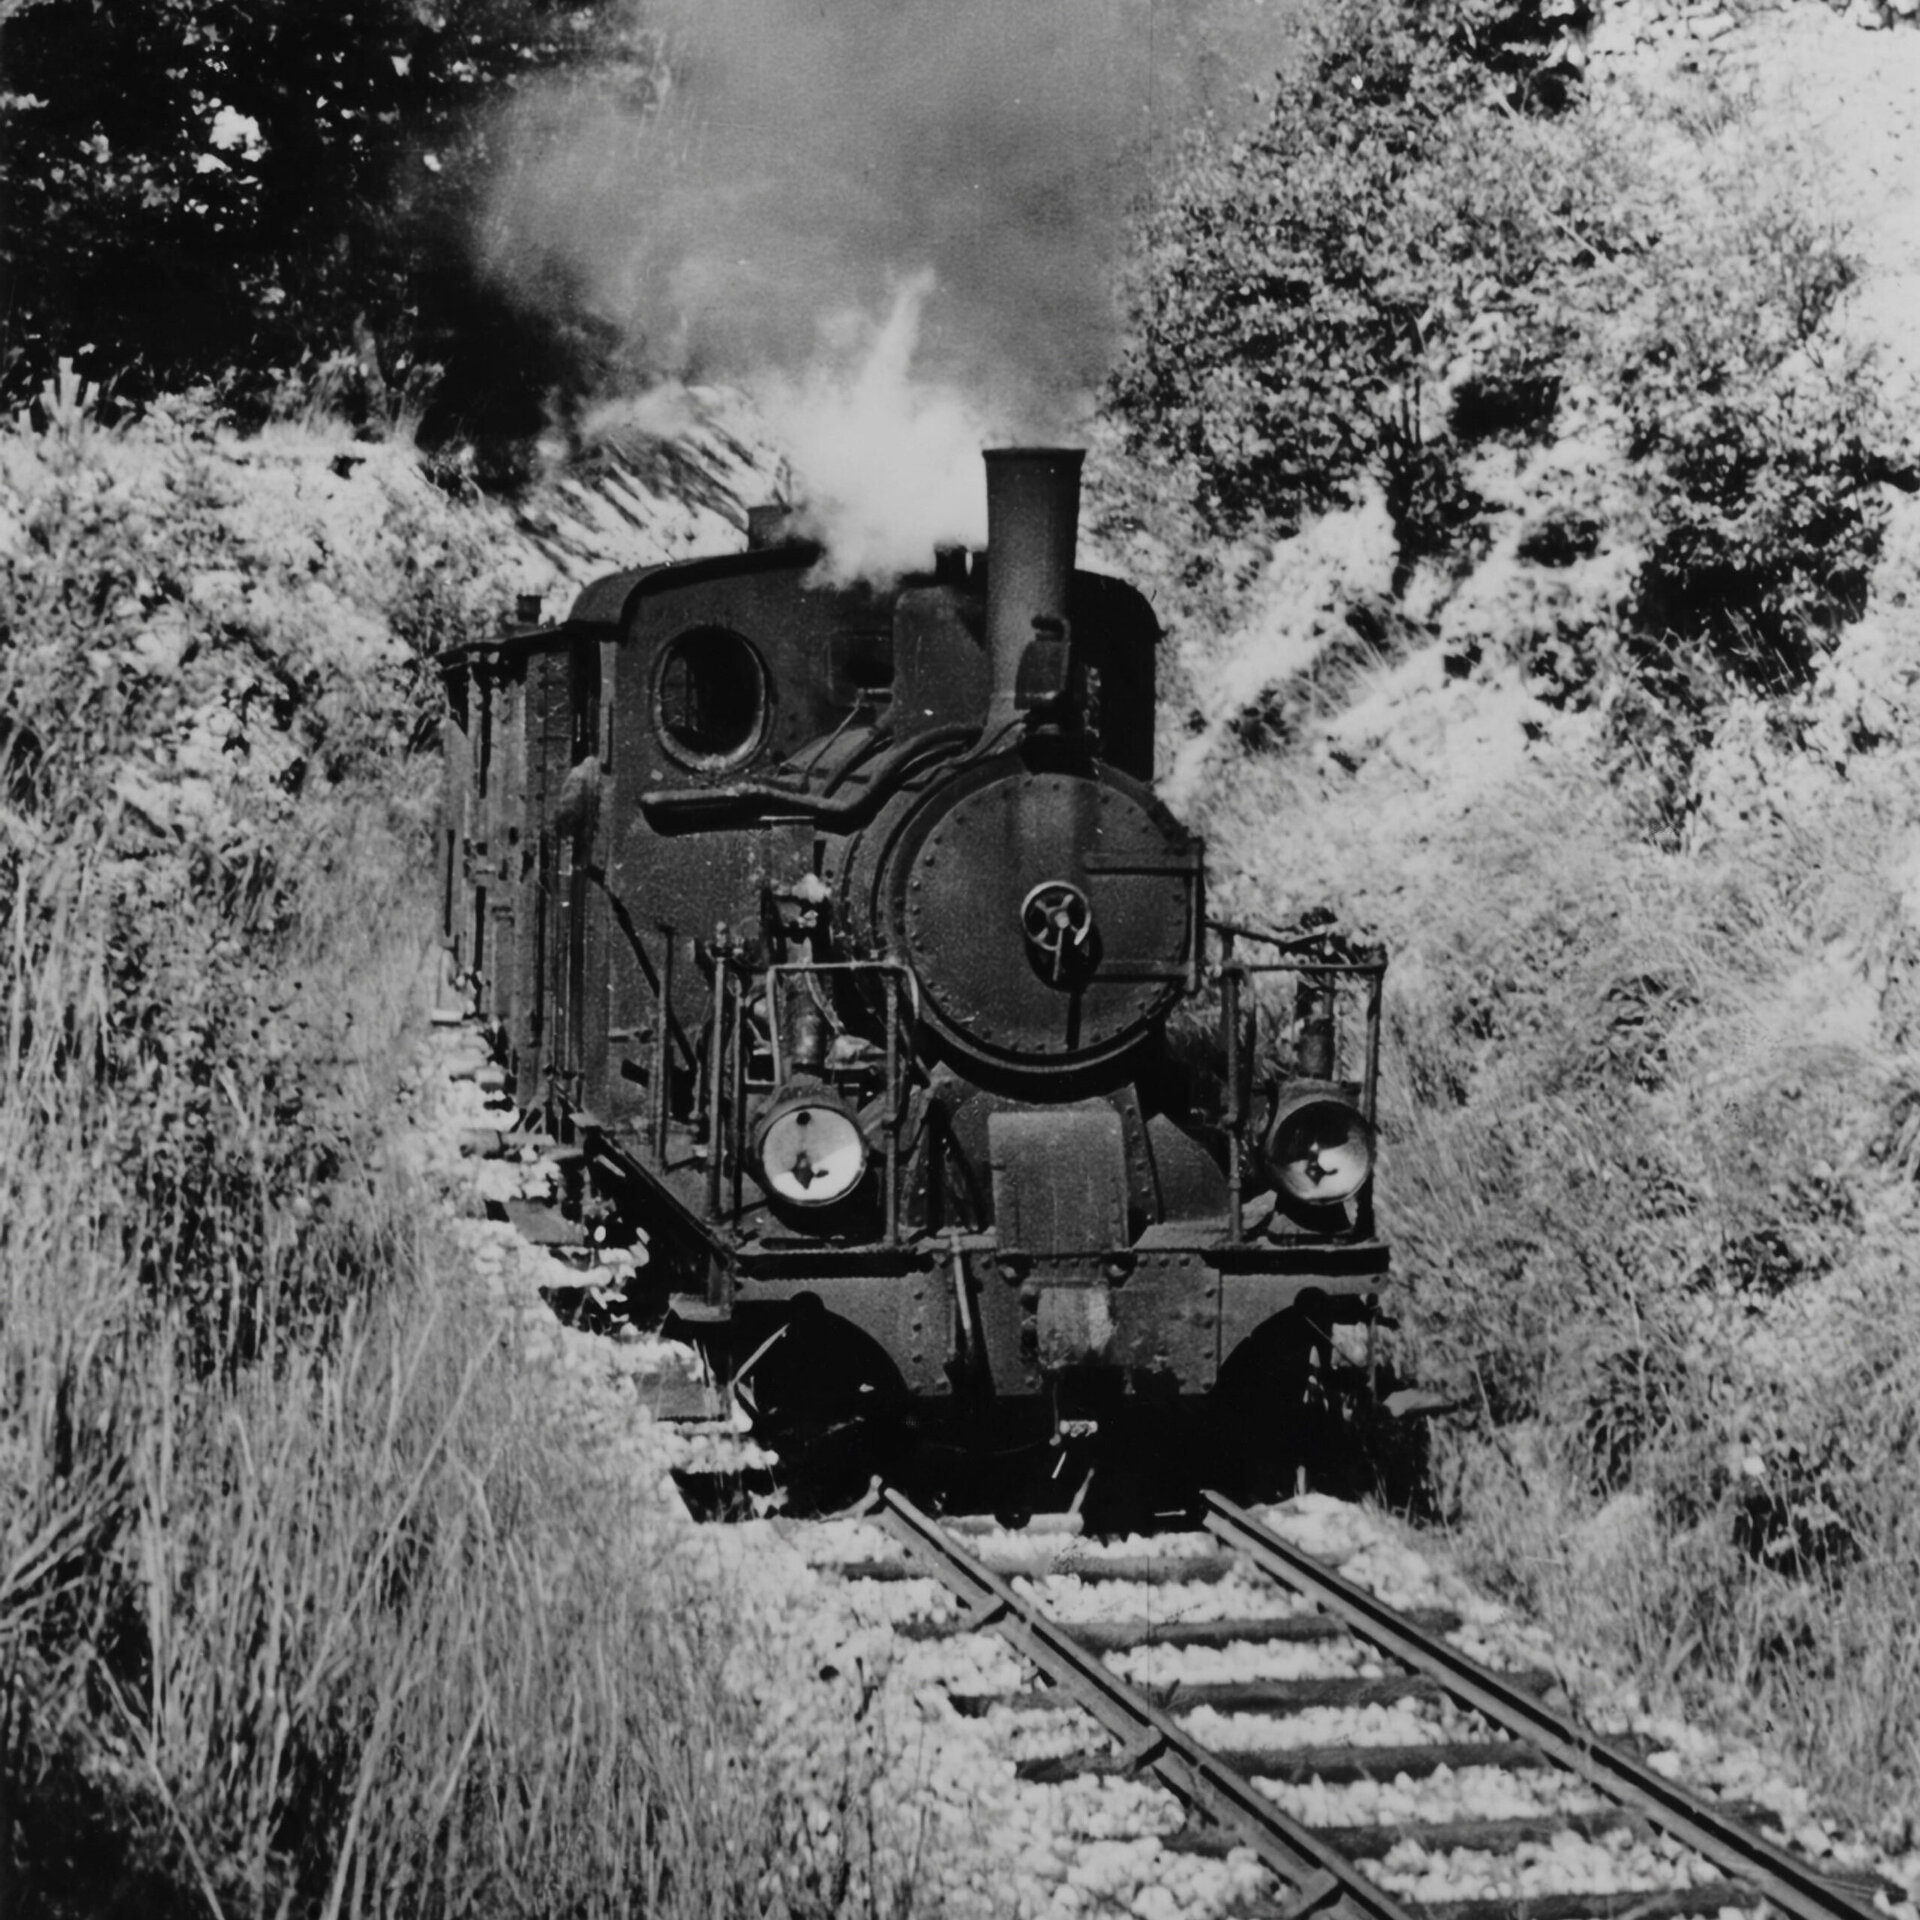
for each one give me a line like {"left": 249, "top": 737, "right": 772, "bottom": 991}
{"left": 481, "top": 0, "right": 1305, "bottom": 574}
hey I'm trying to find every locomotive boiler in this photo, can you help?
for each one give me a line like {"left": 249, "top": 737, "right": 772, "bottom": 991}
{"left": 439, "top": 449, "right": 1390, "bottom": 1500}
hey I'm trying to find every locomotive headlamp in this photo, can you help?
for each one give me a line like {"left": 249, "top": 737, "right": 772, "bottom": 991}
{"left": 1263, "top": 1087, "right": 1375, "bottom": 1209}
{"left": 754, "top": 1086, "right": 869, "bottom": 1208}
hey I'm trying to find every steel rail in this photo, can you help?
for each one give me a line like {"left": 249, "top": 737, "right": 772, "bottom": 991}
{"left": 1201, "top": 1491, "right": 1878, "bottom": 1920}
{"left": 870, "top": 1485, "right": 1411, "bottom": 1920}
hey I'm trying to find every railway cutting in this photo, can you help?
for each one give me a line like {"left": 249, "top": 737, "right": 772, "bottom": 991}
{"left": 438, "top": 1016, "right": 1902, "bottom": 1920}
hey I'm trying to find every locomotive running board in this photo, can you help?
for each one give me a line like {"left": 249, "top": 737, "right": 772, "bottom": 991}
{"left": 576, "top": 1125, "right": 736, "bottom": 1311}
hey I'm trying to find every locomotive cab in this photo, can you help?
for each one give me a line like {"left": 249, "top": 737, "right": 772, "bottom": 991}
{"left": 440, "top": 448, "right": 1391, "bottom": 1502}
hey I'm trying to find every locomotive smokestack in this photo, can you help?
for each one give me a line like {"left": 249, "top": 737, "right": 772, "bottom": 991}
{"left": 984, "top": 447, "right": 1083, "bottom": 723}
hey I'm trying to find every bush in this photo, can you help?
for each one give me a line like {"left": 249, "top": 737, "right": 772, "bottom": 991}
{"left": 0, "top": 373, "right": 504, "bottom": 1355}
{"left": 1371, "top": 758, "right": 1920, "bottom": 1819}
{"left": 0, "top": 379, "right": 940, "bottom": 1912}
{"left": 1107, "top": 0, "right": 1614, "bottom": 576}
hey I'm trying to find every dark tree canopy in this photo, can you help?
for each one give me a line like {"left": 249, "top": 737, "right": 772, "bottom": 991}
{"left": 0, "top": 0, "right": 664, "bottom": 435}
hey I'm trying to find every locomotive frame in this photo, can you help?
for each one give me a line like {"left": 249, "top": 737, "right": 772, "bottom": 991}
{"left": 438, "top": 449, "right": 1391, "bottom": 1494}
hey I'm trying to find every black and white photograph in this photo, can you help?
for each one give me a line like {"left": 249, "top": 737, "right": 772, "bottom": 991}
{"left": 4, "top": 0, "right": 1920, "bottom": 1912}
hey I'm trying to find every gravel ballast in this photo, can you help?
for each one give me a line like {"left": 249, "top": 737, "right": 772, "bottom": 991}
{"left": 407, "top": 1015, "right": 1920, "bottom": 1920}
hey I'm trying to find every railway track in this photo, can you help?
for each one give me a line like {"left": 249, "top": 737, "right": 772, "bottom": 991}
{"left": 438, "top": 1027, "right": 1904, "bottom": 1919}
{"left": 795, "top": 1486, "right": 1900, "bottom": 1920}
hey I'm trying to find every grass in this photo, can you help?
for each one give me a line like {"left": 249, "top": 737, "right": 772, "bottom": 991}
{"left": 2, "top": 800, "right": 928, "bottom": 1917}
{"left": 1091, "top": 0, "right": 1920, "bottom": 1835}
{"left": 0, "top": 380, "right": 936, "bottom": 1915}
{"left": 1186, "top": 715, "right": 1920, "bottom": 1833}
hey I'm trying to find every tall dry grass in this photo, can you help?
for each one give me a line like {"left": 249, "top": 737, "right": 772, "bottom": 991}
{"left": 1, "top": 379, "right": 931, "bottom": 1914}
{"left": 1198, "top": 723, "right": 1920, "bottom": 1830}
{"left": 4, "top": 865, "right": 920, "bottom": 1915}
{"left": 1095, "top": 0, "right": 1918, "bottom": 1834}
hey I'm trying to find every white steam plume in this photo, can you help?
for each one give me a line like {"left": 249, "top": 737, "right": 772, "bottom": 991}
{"left": 762, "top": 272, "right": 999, "bottom": 584}
{"left": 483, "top": 0, "right": 1310, "bottom": 578}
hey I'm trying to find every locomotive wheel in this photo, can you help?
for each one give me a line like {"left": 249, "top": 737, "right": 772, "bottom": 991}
{"left": 1212, "top": 1306, "right": 1349, "bottom": 1505}
{"left": 730, "top": 1298, "right": 915, "bottom": 1511}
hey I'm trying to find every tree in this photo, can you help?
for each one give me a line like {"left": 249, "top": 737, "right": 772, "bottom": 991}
{"left": 0, "top": 0, "right": 664, "bottom": 433}
{"left": 1107, "top": 0, "right": 1587, "bottom": 586}
{"left": 1106, "top": 0, "right": 1881, "bottom": 681}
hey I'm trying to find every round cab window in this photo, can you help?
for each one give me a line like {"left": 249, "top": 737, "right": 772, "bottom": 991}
{"left": 652, "top": 628, "right": 770, "bottom": 770}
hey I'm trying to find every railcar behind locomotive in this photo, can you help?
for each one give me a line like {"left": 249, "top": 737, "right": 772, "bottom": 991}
{"left": 439, "top": 448, "right": 1391, "bottom": 1498}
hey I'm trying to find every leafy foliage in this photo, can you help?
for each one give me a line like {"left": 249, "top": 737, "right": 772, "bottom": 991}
{"left": 0, "top": 0, "right": 667, "bottom": 435}
{"left": 1108, "top": 0, "right": 1598, "bottom": 576}
{"left": 1, "top": 377, "right": 949, "bottom": 1916}
{"left": 0, "top": 368, "right": 507, "bottom": 1355}
{"left": 1591, "top": 183, "right": 1879, "bottom": 687}
{"left": 1108, "top": 0, "right": 1883, "bottom": 693}
{"left": 1445, "top": 0, "right": 1594, "bottom": 110}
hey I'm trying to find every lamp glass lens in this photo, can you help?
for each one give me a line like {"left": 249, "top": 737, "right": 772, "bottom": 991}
{"left": 1270, "top": 1101, "right": 1372, "bottom": 1205}
{"left": 760, "top": 1102, "right": 867, "bottom": 1205}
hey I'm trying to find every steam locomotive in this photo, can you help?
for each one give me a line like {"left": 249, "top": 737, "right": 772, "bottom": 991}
{"left": 438, "top": 449, "right": 1391, "bottom": 1502}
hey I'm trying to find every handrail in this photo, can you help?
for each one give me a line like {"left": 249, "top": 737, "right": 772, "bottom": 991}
{"left": 639, "top": 725, "right": 978, "bottom": 825}
{"left": 1212, "top": 921, "right": 1388, "bottom": 1242}
{"left": 764, "top": 960, "right": 919, "bottom": 1245}
{"left": 653, "top": 923, "right": 675, "bottom": 1159}
{"left": 1208, "top": 915, "right": 1387, "bottom": 970}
